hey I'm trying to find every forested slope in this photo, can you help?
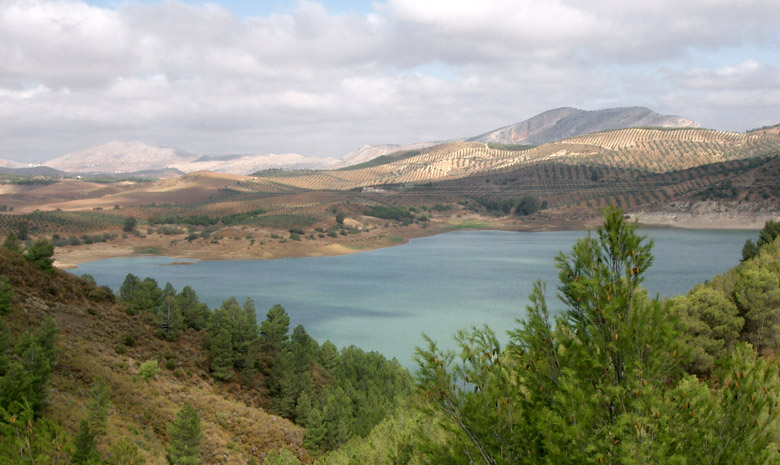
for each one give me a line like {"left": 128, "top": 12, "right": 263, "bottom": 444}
{"left": 0, "top": 235, "right": 411, "bottom": 464}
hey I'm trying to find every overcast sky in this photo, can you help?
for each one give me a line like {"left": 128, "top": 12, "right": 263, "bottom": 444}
{"left": 1, "top": 0, "right": 779, "bottom": 163}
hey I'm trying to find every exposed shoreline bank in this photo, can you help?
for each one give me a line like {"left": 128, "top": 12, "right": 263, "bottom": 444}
{"left": 52, "top": 209, "right": 772, "bottom": 269}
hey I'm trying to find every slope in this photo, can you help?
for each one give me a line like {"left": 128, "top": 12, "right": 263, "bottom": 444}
{"left": 0, "top": 247, "right": 308, "bottom": 465}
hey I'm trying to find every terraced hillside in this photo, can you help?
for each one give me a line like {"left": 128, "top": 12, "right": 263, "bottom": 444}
{"left": 248, "top": 128, "right": 780, "bottom": 192}
{"left": 1, "top": 127, "right": 779, "bottom": 239}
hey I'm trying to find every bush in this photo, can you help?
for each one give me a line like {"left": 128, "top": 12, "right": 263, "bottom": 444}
{"left": 138, "top": 360, "right": 159, "bottom": 380}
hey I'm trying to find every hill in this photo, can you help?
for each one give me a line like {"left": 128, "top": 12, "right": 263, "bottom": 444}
{"left": 0, "top": 246, "right": 308, "bottom": 464}
{"left": 468, "top": 106, "right": 699, "bottom": 145}
{"left": 0, "top": 239, "right": 413, "bottom": 464}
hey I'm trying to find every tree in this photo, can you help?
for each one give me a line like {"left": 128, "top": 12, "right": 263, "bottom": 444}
{"left": 671, "top": 286, "right": 743, "bottom": 374}
{"left": 119, "top": 274, "right": 141, "bottom": 304}
{"left": 156, "top": 294, "right": 184, "bottom": 341}
{"left": 260, "top": 304, "right": 290, "bottom": 356}
{"left": 515, "top": 196, "right": 542, "bottom": 216}
{"left": 122, "top": 216, "right": 137, "bottom": 232}
{"left": 24, "top": 239, "right": 55, "bottom": 272}
{"left": 87, "top": 376, "right": 111, "bottom": 437}
{"left": 167, "top": 402, "right": 202, "bottom": 465}
{"left": 416, "top": 207, "right": 684, "bottom": 464}
{"left": 742, "top": 219, "right": 780, "bottom": 261}
{"left": 209, "top": 328, "right": 234, "bottom": 382}
{"left": 0, "top": 276, "right": 13, "bottom": 315}
{"left": 176, "top": 286, "right": 210, "bottom": 330}
{"left": 71, "top": 419, "right": 99, "bottom": 465}
{"left": 2, "top": 233, "right": 22, "bottom": 253}
{"left": 733, "top": 262, "right": 780, "bottom": 353}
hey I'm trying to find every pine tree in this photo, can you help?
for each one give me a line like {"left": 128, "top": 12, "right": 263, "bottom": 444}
{"left": 210, "top": 328, "right": 234, "bottom": 382}
{"left": 24, "top": 239, "right": 55, "bottom": 272}
{"left": 2, "top": 233, "right": 22, "bottom": 253}
{"left": 260, "top": 304, "right": 290, "bottom": 356}
{"left": 176, "top": 286, "right": 210, "bottom": 330}
{"left": 0, "top": 276, "right": 13, "bottom": 315}
{"left": 156, "top": 294, "right": 184, "bottom": 341}
{"left": 87, "top": 376, "right": 111, "bottom": 437}
{"left": 167, "top": 402, "right": 202, "bottom": 465}
{"left": 71, "top": 420, "right": 98, "bottom": 465}
{"left": 734, "top": 262, "right": 780, "bottom": 353}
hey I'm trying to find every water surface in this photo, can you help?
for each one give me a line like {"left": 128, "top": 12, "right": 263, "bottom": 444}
{"left": 74, "top": 228, "right": 755, "bottom": 366}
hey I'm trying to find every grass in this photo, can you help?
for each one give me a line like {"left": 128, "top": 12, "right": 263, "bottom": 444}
{"left": 386, "top": 235, "right": 405, "bottom": 243}
{"left": 132, "top": 246, "right": 163, "bottom": 255}
{"left": 452, "top": 220, "right": 489, "bottom": 229}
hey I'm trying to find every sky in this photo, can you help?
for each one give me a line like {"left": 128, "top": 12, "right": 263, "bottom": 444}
{"left": 1, "top": 0, "right": 779, "bottom": 163}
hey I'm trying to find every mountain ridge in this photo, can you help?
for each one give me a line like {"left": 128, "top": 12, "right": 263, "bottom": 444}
{"left": 468, "top": 106, "right": 700, "bottom": 145}
{"left": 21, "top": 106, "right": 702, "bottom": 176}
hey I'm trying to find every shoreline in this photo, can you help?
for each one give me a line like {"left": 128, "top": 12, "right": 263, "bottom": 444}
{"left": 52, "top": 210, "right": 769, "bottom": 269}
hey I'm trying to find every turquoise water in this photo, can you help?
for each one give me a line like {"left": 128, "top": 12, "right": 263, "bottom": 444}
{"left": 73, "top": 229, "right": 756, "bottom": 366}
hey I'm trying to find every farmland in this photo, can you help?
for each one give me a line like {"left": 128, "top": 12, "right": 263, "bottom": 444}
{"left": 1, "top": 126, "right": 779, "bottom": 264}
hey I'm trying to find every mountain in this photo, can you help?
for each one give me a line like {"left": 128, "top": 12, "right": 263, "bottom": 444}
{"left": 45, "top": 141, "right": 195, "bottom": 173}
{"left": 0, "top": 158, "right": 26, "bottom": 169}
{"left": 468, "top": 106, "right": 700, "bottom": 146}
{"left": 42, "top": 141, "right": 339, "bottom": 175}
{"left": 174, "top": 153, "right": 340, "bottom": 174}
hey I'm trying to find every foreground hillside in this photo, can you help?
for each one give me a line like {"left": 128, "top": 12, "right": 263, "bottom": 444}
{"left": 0, "top": 238, "right": 412, "bottom": 464}
{"left": 0, "top": 246, "right": 308, "bottom": 464}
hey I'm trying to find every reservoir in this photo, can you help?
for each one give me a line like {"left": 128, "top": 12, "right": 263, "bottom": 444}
{"left": 73, "top": 228, "right": 755, "bottom": 366}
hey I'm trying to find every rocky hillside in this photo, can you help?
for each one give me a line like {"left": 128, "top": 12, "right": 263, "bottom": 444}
{"left": 468, "top": 106, "right": 699, "bottom": 145}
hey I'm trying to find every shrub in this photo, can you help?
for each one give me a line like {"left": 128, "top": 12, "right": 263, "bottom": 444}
{"left": 138, "top": 360, "right": 159, "bottom": 380}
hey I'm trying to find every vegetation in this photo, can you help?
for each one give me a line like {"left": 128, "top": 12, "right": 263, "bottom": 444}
{"left": 415, "top": 208, "right": 780, "bottom": 464}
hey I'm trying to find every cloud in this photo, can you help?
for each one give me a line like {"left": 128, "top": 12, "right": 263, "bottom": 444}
{"left": 0, "top": 0, "right": 778, "bottom": 162}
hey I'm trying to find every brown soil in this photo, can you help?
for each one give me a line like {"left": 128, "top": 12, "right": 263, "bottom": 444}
{"left": 53, "top": 212, "right": 599, "bottom": 268}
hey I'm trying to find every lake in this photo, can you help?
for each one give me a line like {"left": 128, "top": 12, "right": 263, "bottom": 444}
{"left": 73, "top": 228, "right": 755, "bottom": 366}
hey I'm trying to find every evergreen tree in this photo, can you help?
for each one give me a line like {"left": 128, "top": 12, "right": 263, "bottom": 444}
{"left": 294, "top": 391, "right": 313, "bottom": 427}
{"left": 319, "top": 340, "right": 339, "bottom": 372}
{"left": 167, "top": 402, "right": 202, "bottom": 465}
{"left": 260, "top": 304, "right": 290, "bottom": 356}
{"left": 24, "top": 239, "right": 55, "bottom": 272}
{"left": 156, "top": 294, "right": 184, "bottom": 341}
{"left": 71, "top": 419, "right": 99, "bottom": 465}
{"left": 672, "top": 286, "right": 743, "bottom": 374}
{"left": 209, "top": 328, "right": 234, "bottom": 382}
{"left": 176, "top": 286, "right": 210, "bottom": 330}
{"left": 733, "top": 262, "right": 780, "bottom": 353}
{"left": 2, "top": 233, "right": 22, "bottom": 253}
{"left": 0, "top": 276, "right": 13, "bottom": 315}
{"left": 86, "top": 376, "right": 111, "bottom": 437}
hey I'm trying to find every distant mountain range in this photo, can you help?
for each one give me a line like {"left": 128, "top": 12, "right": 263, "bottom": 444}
{"left": 5, "top": 107, "right": 702, "bottom": 176}
{"left": 468, "top": 107, "right": 699, "bottom": 146}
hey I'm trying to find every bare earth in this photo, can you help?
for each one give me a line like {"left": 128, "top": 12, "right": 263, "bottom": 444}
{"left": 52, "top": 212, "right": 595, "bottom": 268}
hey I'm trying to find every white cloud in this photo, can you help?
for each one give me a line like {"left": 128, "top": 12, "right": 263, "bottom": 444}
{"left": 0, "top": 0, "right": 778, "bottom": 161}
